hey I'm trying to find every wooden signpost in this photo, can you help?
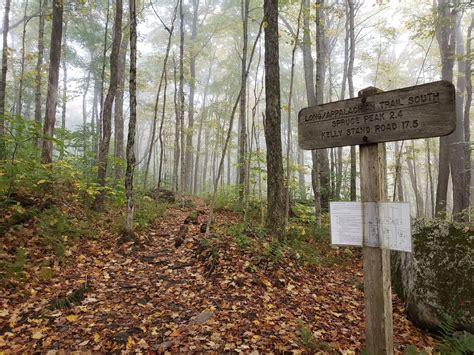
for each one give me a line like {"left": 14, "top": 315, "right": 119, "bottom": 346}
{"left": 298, "top": 81, "right": 456, "bottom": 354}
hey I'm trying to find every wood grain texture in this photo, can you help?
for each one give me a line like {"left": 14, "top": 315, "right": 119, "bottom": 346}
{"left": 298, "top": 80, "right": 455, "bottom": 150}
{"left": 360, "top": 143, "right": 394, "bottom": 355}
{"left": 358, "top": 87, "right": 393, "bottom": 354}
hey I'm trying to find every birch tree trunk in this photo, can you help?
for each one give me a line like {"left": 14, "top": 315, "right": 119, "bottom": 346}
{"left": 124, "top": 0, "right": 137, "bottom": 235}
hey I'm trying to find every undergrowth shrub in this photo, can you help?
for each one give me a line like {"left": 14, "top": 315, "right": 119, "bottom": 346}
{"left": 0, "top": 247, "right": 27, "bottom": 282}
{"left": 37, "top": 208, "right": 92, "bottom": 257}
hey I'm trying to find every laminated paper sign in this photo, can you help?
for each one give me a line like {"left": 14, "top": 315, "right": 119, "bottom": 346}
{"left": 329, "top": 202, "right": 412, "bottom": 252}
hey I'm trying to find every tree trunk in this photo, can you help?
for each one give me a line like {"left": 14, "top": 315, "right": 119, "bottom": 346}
{"left": 183, "top": 0, "right": 199, "bottom": 193}
{"left": 347, "top": 0, "right": 356, "bottom": 201}
{"left": 172, "top": 56, "right": 180, "bottom": 192}
{"left": 407, "top": 142, "right": 424, "bottom": 217}
{"left": 82, "top": 56, "right": 92, "bottom": 158}
{"left": 315, "top": 0, "right": 330, "bottom": 210}
{"left": 34, "top": 0, "right": 48, "bottom": 148}
{"left": 144, "top": 3, "right": 177, "bottom": 188}
{"left": 59, "top": 18, "right": 67, "bottom": 159}
{"left": 114, "top": 32, "right": 128, "bottom": 180}
{"left": 238, "top": 0, "right": 250, "bottom": 202}
{"left": 98, "top": 0, "right": 111, "bottom": 158}
{"left": 0, "top": 0, "right": 11, "bottom": 160}
{"left": 178, "top": 0, "right": 186, "bottom": 194}
{"left": 41, "top": 0, "right": 64, "bottom": 164}
{"left": 434, "top": 0, "right": 456, "bottom": 216}
{"left": 95, "top": 0, "right": 123, "bottom": 209}
{"left": 193, "top": 62, "right": 213, "bottom": 194}
{"left": 285, "top": 0, "right": 303, "bottom": 222}
{"left": 450, "top": 12, "right": 467, "bottom": 219}
{"left": 264, "top": 0, "right": 285, "bottom": 236}
{"left": 16, "top": 0, "right": 29, "bottom": 119}
{"left": 124, "top": 0, "right": 137, "bottom": 235}
{"left": 463, "top": 15, "right": 473, "bottom": 212}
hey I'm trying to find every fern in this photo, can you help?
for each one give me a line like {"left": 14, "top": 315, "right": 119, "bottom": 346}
{"left": 435, "top": 315, "right": 474, "bottom": 354}
{"left": 49, "top": 280, "right": 90, "bottom": 310}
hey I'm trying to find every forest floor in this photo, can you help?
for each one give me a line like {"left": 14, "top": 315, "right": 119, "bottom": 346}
{"left": 0, "top": 194, "right": 435, "bottom": 353}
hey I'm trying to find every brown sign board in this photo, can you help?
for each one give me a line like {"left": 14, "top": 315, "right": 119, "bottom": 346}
{"left": 298, "top": 80, "right": 456, "bottom": 150}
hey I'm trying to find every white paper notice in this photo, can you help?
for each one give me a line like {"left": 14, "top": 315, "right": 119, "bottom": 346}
{"left": 378, "top": 202, "right": 412, "bottom": 252}
{"left": 330, "top": 202, "right": 363, "bottom": 246}
{"left": 330, "top": 202, "right": 412, "bottom": 252}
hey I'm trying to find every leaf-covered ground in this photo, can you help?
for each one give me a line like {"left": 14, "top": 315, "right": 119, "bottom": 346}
{"left": 1, "top": 200, "right": 434, "bottom": 353}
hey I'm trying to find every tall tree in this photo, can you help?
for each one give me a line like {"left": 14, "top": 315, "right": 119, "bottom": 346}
{"left": 178, "top": 0, "right": 185, "bottom": 193}
{"left": 124, "top": 0, "right": 137, "bottom": 235}
{"left": 34, "top": 0, "right": 48, "bottom": 147}
{"left": 315, "top": 0, "right": 330, "bottom": 210}
{"left": 41, "top": 0, "right": 64, "bottom": 164}
{"left": 0, "top": 0, "right": 11, "bottom": 160}
{"left": 16, "top": 0, "right": 29, "bottom": 119}
{"left": 95, "top": 0, "right": 123, "bottom": 209}
{"left": 114, "top": 32, "right": 128, "bottom": 180}
{"left": 183, "top": 0, "right": 200, "bottom": 192}
{"left": 434, "top": 0, "right": 456, "bottom": 215}
{"left": 237, "top": 0, "right": 250, "bottom": 203}
{"left": 144, "top": 1, "right": 178, "bottom": 188}
{"left": 59, "top": 18, "right": 68, "bottom": 159}
{"left": 464, "top": 14, "right": 473, "bottom": 208}
{"left": 347, "top": 0, "right": 357, "bottom": 201}
{"left": 264, "top": 0, "right": 285, "bottom": 236}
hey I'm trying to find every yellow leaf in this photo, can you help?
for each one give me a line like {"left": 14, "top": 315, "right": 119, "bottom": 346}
{"left": 93, "top": 332, "right": 101, "bottom": 343}
{"left": 169, "top": 328, "right": 180, "bottom": 337}
{"left": 126, "top": 336, "right": 135, "bottom": 349}
{"left": 31, "top": 330, "right": 46, "bottom": 339}
{"left": 66, "top": 314, "right": 78, "bottom": 322}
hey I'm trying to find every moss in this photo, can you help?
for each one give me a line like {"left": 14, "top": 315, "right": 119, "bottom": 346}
{"left": 412, "top": 218, "right": 473, "bottom": 329}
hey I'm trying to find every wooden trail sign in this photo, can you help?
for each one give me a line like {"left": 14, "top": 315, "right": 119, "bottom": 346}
{"left": 298, "top": 80, "right": 455, "bottom": 150}
{"left": 298, "top": 82, "right": 456, "bottom": 355}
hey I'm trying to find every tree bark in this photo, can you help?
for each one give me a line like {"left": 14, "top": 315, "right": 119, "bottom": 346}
{"left": 34, "top": 0, "right": 48, "bottom": 148}
{"left": 347, "top": 0, "right": 357, "bottom": 201}
{"left": 172, "top": 56, "right": 180, "bottom": 192}
{"left": 264, "top": 0, "right": 285, "bottom": 236}
{"left": 82, "top": 56, "right": 93, "bottom": 158}
{"left": 41, "top": 0, "right": 64, "bottom": 164}
{"left": 238, "top": 0, "right": 250, "bottom": 202}
{"left": 315, "top": 0, "right": 330, "bottom": 210}
{"left": 124, "top": 0, "right": 137, "bottom": 235}
{"left": 95, "top": 0, "right": 123, "bottom": 209}
{"left": 434, "top": 0, "right": 456, "bottom": 216}
{"left": 144, "top": 2, "right": 177, "bottom": 188}
{"left": 450, "top": 12, "right": 467, "bottom": 219}
{"left": 0, "top": 0, "right": 11, "bottom": 160}
{"left": 463, "top": 14, "right": 473, "bottom": 211}
{"left": 178, "top": 0, "right": 186, "bottom": 194}
{"left": 59, "top": 18, "right": 67, "bottom": 159}
{"left": 114, "top": 32, "right": 128, "bottom": 180}
{"left": 183, "top": 0, "right": 200, "bottom": 193}
{"left": 16, "top": 0, "right": 29, "bottom": 119}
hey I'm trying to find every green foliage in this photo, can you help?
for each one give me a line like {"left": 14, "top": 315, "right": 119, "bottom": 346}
{"left": 132, "top": 195, "right": 168, "bottom": 231}
{"left": 0, "top": 247, "right": 27, "bottom": 281}
{"left": 37, "top": 208, "right": 92, "bottom": 257}
{"left": 435, "top": 316, "right": 474, "bottom": 354}
{"left": 296, "top": 320, "right": 332, "bottom": 352}
{"left": 49, "top": 282, "right": 90, "bottom": 310}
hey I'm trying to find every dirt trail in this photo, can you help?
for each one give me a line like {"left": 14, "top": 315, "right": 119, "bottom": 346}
{"left": 1, "top": 204, "right": 434, "bottom": 352}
